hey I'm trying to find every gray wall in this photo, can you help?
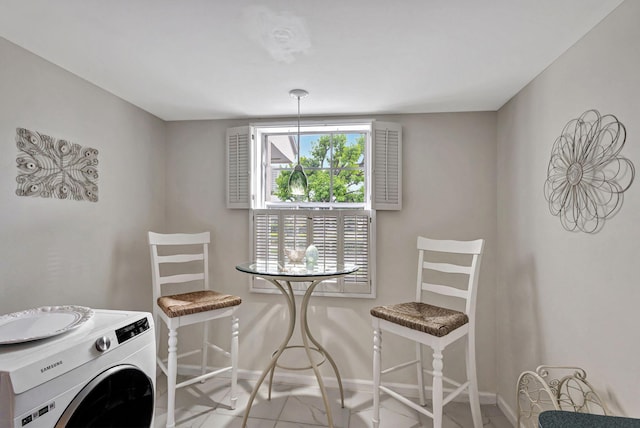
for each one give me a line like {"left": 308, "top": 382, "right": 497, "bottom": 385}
{"left": 164, "top": 112, "right": 498, "bottom": 391}
{"left": 0, "top": 37, "right": 166, "bottom": 315}
{"left": 496, "top": 0, "right": 639, "bottom": 417}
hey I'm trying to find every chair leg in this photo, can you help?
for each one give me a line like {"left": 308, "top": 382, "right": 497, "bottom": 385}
{"left": 154, "top": 312, "right": 161, "bottom": 359}
{"left": 201, "top": 321, "right": 209, "bottom": 378}
{"left": 166, "top": 328, "right": 178, "bottom": 428}
{"left": 230, "top": 314, "right": 239, "bottom": 410}
{"left": 432, "top": 349, "right": 444, "bottom": 428}
{"left": 466, "top": 334, "right": 483, "bottom": 428}
{"left": 372, "top": 326, "right": 381, "bottom": 428}
{"left": 416, "top": 342, "right": 426, "bottom": 406}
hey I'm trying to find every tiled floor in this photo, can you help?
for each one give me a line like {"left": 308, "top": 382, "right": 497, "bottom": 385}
{"left": 154, "top": 375, "right": 513, "bottom": 427}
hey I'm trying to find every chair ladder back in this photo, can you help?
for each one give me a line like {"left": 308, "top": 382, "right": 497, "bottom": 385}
{"left": 417, "top": 236, "right": 483, "bottom": 254}
{"left": 148, "top": 231, "right": 210, "bottom": 245}
{"left": 464, "top": 251, "right": 482, "bottom": 321}
{"left": 415, "top": 237, "right": 485, "bottom": 318}
{"left": 149, "top": 242, "right": 162, "bottom": 304}
{"left": 148, "top": 232, "right": 212, "bottom": 299}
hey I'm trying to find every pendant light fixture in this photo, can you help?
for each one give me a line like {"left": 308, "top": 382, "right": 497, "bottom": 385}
{"left": 288, "top": 89, "right": 309, "bottom": 199}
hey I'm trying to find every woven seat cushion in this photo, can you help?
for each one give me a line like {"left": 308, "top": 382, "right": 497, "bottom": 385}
{"left": 157, "top": 290, "right": 241, "bottom": 318}
{"left": 371, "top": 302, "right": 468, "bottom": 337}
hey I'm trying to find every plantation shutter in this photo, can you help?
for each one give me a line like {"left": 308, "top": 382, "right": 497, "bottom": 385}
{"left": 253, "top": 210, "right": 279, "bottom": 264}
{"left": 226, "top": 126, "right": 251, "bottom": 208}
{"left": 372, "top": 121, "right": 402, "bottom": 210}
{"left": 251, "top": 209, "right": 374, "bottom": 297}
{"left": 342, "top": 212, "right": 370, "bottom": 284}
{"left": 311, "top": 213, "right": 339, "bottom": 269}
{"left": 282, "top": 212, "right": 308, "bottom": 252}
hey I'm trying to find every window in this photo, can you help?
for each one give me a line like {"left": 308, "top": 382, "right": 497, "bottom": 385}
{"left": 226, "top": 121, "right": 401, "bottom": 298}
{"left": 266, "top": 131, "right": 365, "bottom": 204}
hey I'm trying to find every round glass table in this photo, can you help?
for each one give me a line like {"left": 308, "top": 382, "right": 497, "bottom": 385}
{"left": 235, "top": 261, "right": 359, "bottom": 428}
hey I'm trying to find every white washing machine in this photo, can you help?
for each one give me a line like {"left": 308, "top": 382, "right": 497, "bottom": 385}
{"left": 0, "top": 309, "right": 156, "bottom": 428}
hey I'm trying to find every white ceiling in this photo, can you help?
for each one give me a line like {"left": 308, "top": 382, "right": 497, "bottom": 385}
{"left": 0, "top": 0, "right": 624, "bottom": 121}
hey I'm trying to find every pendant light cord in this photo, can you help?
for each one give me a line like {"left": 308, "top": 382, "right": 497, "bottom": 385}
{"left": 287, "top": 89, "right": 309, "bottom": 198}
{"left": 297, "top": 94, "right": 301, "bottom": 165}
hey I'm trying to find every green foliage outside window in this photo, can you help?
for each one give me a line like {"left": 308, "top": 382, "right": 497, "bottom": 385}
{"left": 274, "top": 134, "right": 365, "bottom": 203}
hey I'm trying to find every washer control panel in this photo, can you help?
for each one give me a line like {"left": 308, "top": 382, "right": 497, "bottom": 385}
{"left": 20, "top": 401, "right": 54, "bottom": 426}
{"left": 115, "top": 317, "right": 150, "bottom": 344}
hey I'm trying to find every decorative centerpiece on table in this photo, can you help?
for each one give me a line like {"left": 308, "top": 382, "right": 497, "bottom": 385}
{"left": 305, "top": 244, "right": 318, "bottom": 270}
{"left": 284, "top": 247, "right": 306, "bottom": 268}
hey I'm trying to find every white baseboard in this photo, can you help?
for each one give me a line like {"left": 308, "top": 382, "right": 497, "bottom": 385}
{"left": 497, "top": 393, "right": 518, "bottom": 427}
{"left": 176, "top": 364, "right": 497, "bottom": 406}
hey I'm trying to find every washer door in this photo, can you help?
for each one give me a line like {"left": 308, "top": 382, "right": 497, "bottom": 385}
{"left": 55, "top": 364, "right": 154, "bottom": 428}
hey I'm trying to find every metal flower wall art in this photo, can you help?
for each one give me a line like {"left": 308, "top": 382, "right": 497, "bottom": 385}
{"left": 544, "top": 110, "right": 634, "bottom": 233}
{"left": 15, "top": 128, "right": 99, "bottom": 202}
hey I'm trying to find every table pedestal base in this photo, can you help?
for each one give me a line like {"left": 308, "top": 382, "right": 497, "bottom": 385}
{"left": 241, "top": 278, "right": 344, "bottom": 428}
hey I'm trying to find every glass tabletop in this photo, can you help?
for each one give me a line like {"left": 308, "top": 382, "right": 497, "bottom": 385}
{"left": 236, "top": 261, "right": 358, "bottom": 279}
